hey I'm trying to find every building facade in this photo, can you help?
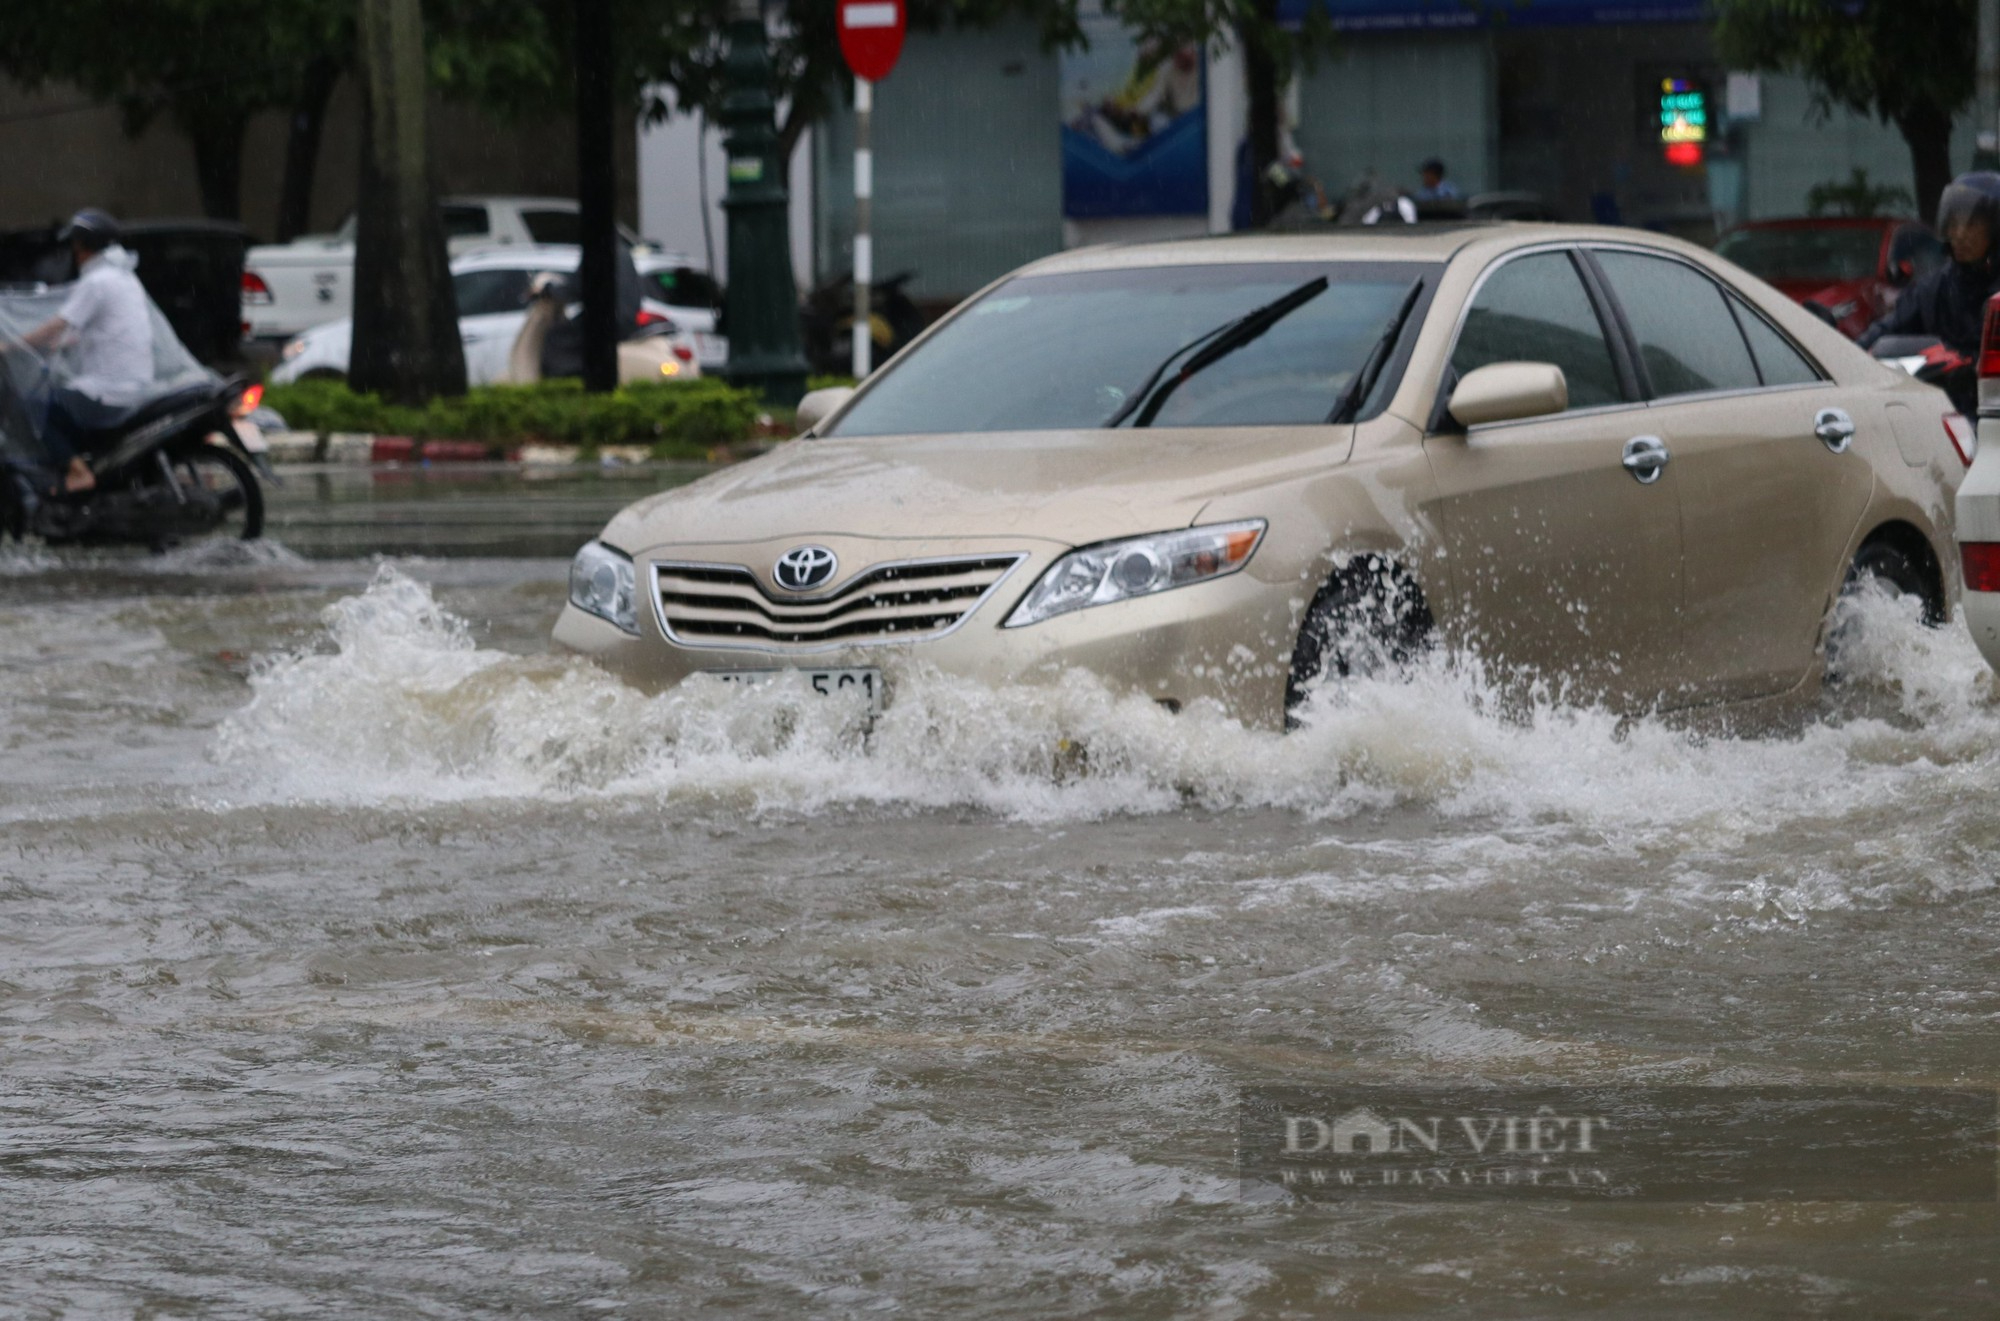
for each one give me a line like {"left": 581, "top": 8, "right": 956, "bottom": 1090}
{"left": 637, "top": 3, "right": 1980, "bottom": 308}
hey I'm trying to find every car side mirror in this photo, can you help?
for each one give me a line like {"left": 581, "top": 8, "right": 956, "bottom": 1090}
{"left": 795, "top": 386, "right": 855, "bottom": 436}
{"left": 1447, "top": 362, "right": 1569, "bottom": 429}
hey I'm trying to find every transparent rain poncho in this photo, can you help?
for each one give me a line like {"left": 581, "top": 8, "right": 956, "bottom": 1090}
{"left": 0, "top": 246, "right": 214, "bottom": 467}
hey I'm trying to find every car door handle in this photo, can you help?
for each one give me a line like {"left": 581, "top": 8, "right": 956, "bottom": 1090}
{"left": 1814, "top": 407, "right": 1855, "bottom": 453}
{"left": 1622, "top": 435, "right": 1670, "bottom": 484}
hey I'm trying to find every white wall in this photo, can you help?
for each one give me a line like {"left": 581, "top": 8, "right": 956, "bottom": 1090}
{"left": 636, "top": 87, "right": 813, "bottom": 284}
{"left": 1741, "top": 74, "right": 1977, "bottom": 221}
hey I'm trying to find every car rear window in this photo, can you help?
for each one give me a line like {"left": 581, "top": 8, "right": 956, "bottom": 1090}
{"left": 827, "top": 261, "right": 1441, "bottom": 435}
{"left": 1727, "top": 294, "right": 1823, "bottom": 387}
{"left": 1714, "top": 227, "right": 1881, "bottom": 284}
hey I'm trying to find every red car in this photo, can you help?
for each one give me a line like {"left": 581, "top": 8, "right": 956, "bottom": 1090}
{"left": 1713, "top": 217, "right": 1946, "bottom": 339}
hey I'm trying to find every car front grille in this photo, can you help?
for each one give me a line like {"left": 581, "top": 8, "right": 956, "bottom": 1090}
{"left": 651, "top": 554, "right": 1027, "bottom": 650}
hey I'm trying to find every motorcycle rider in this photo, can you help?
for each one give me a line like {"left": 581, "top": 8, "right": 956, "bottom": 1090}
{"left": 15, "top": 208, "right": 154, "bottom": 494}
{"left": 1858, "top": 172, "right": 2000, "bottom": 362}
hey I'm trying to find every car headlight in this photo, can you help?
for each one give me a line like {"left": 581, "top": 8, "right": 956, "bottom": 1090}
{"left": 280, "top": 337, "right": 307, "bottom": 360}
{"left": 1003, "top": 520, "right": 1266, "bottom": 628}
{"left": 569, "top": 541, "right": 639, "bottom": 634}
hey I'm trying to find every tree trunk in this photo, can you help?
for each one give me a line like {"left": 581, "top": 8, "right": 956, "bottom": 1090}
{"left": 1898, "top": 102, "right": 1956, "bottom": 225}
{"left": 575, "top": 0, "right": 620, "bottom": 393}
{"left": 351, "top": 0, "right": 466, "bottom": 405}
{"left": 277, "top": 58, "right": 340, "bottom": 242}
{"left": 1241, "top": 6, "right": 1282, "bottom": 229}
{"left": 178, "top": 103, "right": 249, "bottom": 221}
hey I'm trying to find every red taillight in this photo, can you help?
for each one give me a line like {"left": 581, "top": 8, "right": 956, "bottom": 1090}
{"left": 232, "top": 383, "right": 264, "bottom": 418}
{"left": 672, "top": 344, "right": 695, "bottom": 363}
{"left": 1980, "top": 294, "right": 2000, "bottom": 379}
{"left": 242, "top": 271, "right": 273, "bottom": 305}
{"left": 1944, "top": 412, "right": 1978, "bottom": 466}
{"left": 635, "top": 308, "right": 675, "bottom": 329}
{"left": 1964, "top": 542, "right": 2000, "bottom": 593}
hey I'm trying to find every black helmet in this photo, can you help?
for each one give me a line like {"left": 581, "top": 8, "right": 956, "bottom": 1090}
{"left": 57, "top": 207, "right": 120, "bottom": 252}
{"left": 1935, "top": 173, "right": 2000, "bottom": 244}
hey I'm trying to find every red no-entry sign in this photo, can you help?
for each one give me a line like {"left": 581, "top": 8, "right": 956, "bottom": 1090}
{"left": 838, "top": 0, "right": 905, "bottom": 82}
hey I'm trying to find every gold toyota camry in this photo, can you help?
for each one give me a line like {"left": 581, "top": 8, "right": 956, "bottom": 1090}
{"left": 555, "top": 225, "right": 1966, "bottom": 728}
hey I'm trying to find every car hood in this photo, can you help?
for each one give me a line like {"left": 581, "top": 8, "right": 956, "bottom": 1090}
{"left": 603, "top": 425, "right": 1354, "bottom": 553}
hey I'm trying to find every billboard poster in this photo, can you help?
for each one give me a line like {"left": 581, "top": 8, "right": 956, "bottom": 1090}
{"left": 1060, "top": 14, "right": 1207, "bottom": 218}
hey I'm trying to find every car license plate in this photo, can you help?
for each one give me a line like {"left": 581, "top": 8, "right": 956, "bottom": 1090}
{"left": 706, "top": 667, "right": 883, "bottom": 711}
{"left": 694, "top": 332, "right": 729, "bottom": 364}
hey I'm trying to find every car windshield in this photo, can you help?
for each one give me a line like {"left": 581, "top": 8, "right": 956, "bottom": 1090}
{"left": 825, "top": 261, "right": 1439, "bottom": 435}
{"left": 1714, "top": 227, "right": 1882, "bottom": 283}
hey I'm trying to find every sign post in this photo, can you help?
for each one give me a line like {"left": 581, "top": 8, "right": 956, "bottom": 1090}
{"left": 837, "top": 0, "right": 905, "bottom": 378}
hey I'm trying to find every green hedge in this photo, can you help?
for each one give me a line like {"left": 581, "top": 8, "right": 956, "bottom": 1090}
{"left": 263, "top": 378, "right": 765, "bottom": 458}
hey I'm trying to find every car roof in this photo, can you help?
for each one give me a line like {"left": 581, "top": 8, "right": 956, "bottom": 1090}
{"left": 449, "top": 244, "right": 582, "bottom": 273}
{"left": 1723, "top": 217, "right": 1909, "bottom": 232}
{"left": 440, "top": 195, "right": 578, "bottom": 210}
{"left": 1015, "top": 223, "right": 1709, "bottom": 276}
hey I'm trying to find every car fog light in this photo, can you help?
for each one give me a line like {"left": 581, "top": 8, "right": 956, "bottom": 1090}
{"left": 569, "top": 540, "right": 639, "bottom": 634}
{"left": 1004, "top": 520, "right": 1266, "bottom": 628}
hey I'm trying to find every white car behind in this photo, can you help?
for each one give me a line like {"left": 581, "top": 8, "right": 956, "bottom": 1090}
{"left": 270, "top": 245, "right": 726, "bottom": 386}
{"left": 242, "top": 196, "right": 651, "bottom": 343}
{"left": 1957, "top": 308, "right": 2000, "bottom": 665}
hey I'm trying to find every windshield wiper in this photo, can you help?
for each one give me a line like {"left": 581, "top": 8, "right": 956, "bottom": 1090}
{"left": 1328, "top": 277, "right": 1424, "bottom": 424}
{"left": 1106, "top": 275, "right": 1330, "bottom": 429}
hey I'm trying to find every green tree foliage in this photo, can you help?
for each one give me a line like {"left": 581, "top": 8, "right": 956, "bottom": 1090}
{"left": 1712, "top": 0, "right": 1974, "bottom": 223}
{"left": 0, "top": 0, "right": 352, "bottom": 225}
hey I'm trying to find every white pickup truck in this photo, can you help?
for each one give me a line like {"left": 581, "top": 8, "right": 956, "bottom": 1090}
{"left": 241, "top": 195, "right": 646, "bottom": 344}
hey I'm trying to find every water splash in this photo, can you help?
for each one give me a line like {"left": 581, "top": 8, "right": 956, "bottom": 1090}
{"left": 212, "top": 567, "right": 2000, "bottom": 844}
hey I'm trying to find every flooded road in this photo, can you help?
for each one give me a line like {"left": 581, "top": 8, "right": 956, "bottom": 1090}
{"left": 4, "top": 465, "right": 1999, "bottom": 1317}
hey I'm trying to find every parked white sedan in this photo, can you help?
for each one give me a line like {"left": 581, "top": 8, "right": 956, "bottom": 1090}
{"left": 242, "top": 195, "right": 652, "bottom": 343}
{"left": 270, "top": 246, "right": 722, "bottom": 386}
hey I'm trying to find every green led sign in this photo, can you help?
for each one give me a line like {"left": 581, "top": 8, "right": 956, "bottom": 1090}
{"left": 1660, "top": 78, "right": 1708, "bottom": 145}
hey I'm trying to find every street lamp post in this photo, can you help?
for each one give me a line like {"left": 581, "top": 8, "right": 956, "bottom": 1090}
{"left": 719, "top": 0, "right": 808, "bottom": 406}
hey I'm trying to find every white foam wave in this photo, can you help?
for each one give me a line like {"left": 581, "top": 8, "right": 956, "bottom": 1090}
{"left": 211, "top": 567, "right": 2000, "bottom": 842}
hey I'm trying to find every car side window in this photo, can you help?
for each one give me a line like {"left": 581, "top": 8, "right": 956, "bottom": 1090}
{"left": 1450, "top": 252, "right": 1624, "bottom": 411}
{"left": 1728, "top": 295, "right": 1823, "bottom": 387}
{"left": 442, "top": 205, "right": 491, "bottom": 240}
{"left": 522, "top": 210, "right": 581, "bottom": 246}
{"left": 452, "top": 269, "right": 533, "bottom": 316}
{"left": 1592, "top": 251, "right": 1761, "bottom": 398}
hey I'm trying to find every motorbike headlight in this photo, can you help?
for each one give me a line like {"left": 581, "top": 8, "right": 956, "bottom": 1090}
{"left": 569, "top": 541, "right": 639, "bottom": 634}
{"left": 1003, "top": 520, "right": 1266, "bottom": 628}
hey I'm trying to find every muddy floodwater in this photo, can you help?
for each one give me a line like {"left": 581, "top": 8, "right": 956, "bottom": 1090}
{"left": 4, "top": 463, "right": 1999, "bottom": 1317}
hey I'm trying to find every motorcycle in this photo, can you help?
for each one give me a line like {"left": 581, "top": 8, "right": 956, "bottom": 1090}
{"left": 0, "top": 364, "right": 268, "bottom": 547}
{"left": 800, "top": 270, "right": 926, "bottom": 377}
{"left": 1868, "top": 334, "right": 1976, "bottom": 416}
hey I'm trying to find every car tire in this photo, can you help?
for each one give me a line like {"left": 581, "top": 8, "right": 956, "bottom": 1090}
{"left": 1285, "top": 554, "right": 1434, "bottom": 718}
{"left": 1826, "top": 536, "right": 1942, "bottom": 677}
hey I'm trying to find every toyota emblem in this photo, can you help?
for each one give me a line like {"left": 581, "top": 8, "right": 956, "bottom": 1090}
{"left": 773, "top": 544, "right": 838, "bottom": 592}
